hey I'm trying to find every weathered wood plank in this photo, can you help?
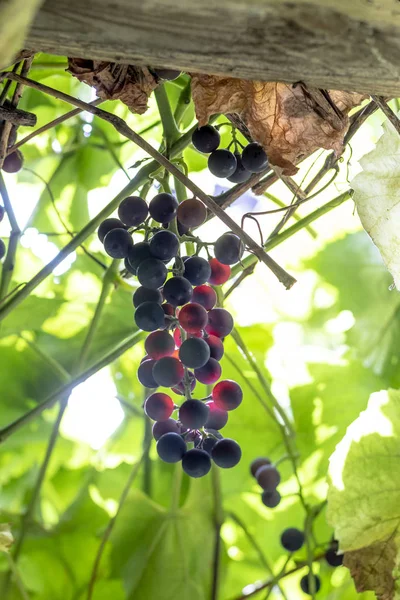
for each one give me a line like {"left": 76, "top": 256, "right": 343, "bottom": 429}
{"left": 26, "top": 0, "right": 400, "bottom": 95}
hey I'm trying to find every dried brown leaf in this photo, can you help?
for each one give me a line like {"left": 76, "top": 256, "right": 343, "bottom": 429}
{"left": 191, "top": 74, "right": 365, "bottom": 175}
{"left": 344, "top": 538, "right": 397, "bottom": 600}
{"left": 68, "top": 59, "right": 158, "bottom": 114}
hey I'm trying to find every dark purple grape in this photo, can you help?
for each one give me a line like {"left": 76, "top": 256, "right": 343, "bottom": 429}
{"left": 256, "top": 465, "right": 280, "bottom": 491}
{"left": 118, "top": 196, "right": 148, "bottom": 227}
{"left": 145, "top": 330, "right": 175, "bottom": 359}
{"left": 194, "top": 358, "right": 221, "bottom": 385}
{"left": 281, "top": 528, "right": 305, "bottom": 552}
{"left": 134, "top": 301, "right": 165, "bottom": 331}
{"left": 192, "top": 125, "right": 220, "bottom": 153}
{"left": 205, "top": 401, "right": 228, "bottom": 430}
{"left": 205, "top": 335, "right": 224, "bottom": 361}
{"left": 201, "top": 435, "right": 219, "bottom": 454}
{"left": 137, "top": 359, "right": 158, "bottom": 388}
{"left": 192, "top": 285, "right": 216, "bottom": 311}
{"left": 184, "top": 256, "right": 212, "bottom": 286}
{"left": 178, "top": 303, "right": 208, "bottom": 333}
{"left": 208, "top": 149, "right": 237, "bottom": 178}
{"left": 227, "top": 153, "right": 252, "bottom": 183}
{"left": 250, "top": 457, "right": 271, "bottom": 477}
{"left": 152, "top": 356, "right": 184, "bottom": 387}
{"left": 152, "top": 418, "right": 180, "bottom": 440}
{"left": 212, "top": 380, "right": 242, "bottom": 411}
{"left": 206, "top": 308, "right": 233, "bottom": 338}
{"left": 137, "top": 258, "right": 167, "bottom": 289}
{"left": 179, "top": 399, "right": 209, "bottom": 429}
{"left": 214, "top": 232, "right": 244, "bottom": 265}
{"left": 178, "top": 220, "right": 189, "bottom": 236}
{"left": 98, "top": 218, "right": 125, "bottom": 243}
{"left": 133, "top": 286, "right": 163, "bottom": 308}
{"left": 300, "top": 573, "right": 321, "bottom": 595}
{"left": 177, "top": 198, "right": 207, "bottom": 228}
{"left": 103, "top": 228, "right": 133, "bottom": 258}
{"left": 241, "top": 142, "right": 268, "bottom": 173}
{"left": 163, "top": 276, "right": 193, "bottom": 306}
{"left": 325, "top": 541, "right": 343, "bottom": 567}
{"left": 157, "top": 432, "right": 187, "bottom": 463}
{"left": 2, "top": 150, "right": 23, "bottom": 173}
{"left": 182, "top": 449, "right": 211, "bottom": 478}
{"left": 0, "top": 239, "right": 6, "bottom": 260}
{"left": 179, "top": 337, "right": 210, "bottom": 368}
{"left": 149, "top": 193, "right": 178, "bottom": 223}
{"left": 261, "top": 489, "right": 281, "bottom": 508}
{"left": 126, "top": 242, "right": 152, "bottom": 272}
{"left": 149, "top": 230, "right": 179, "bottom": 261}
{"left": 144, "top": 392, "right": 174, "bottom": 421}
{"left": 212, "top": 438, "right": 241, "bottom": 468}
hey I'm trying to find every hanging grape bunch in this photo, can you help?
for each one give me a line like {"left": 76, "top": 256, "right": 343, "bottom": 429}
{"left": 98, "top": 188, "right": 245, "bottom": 478}
{"left": 192, "top": 123, "right": 269, "bottom": 180}
{"left": 250, "top": 456, "right": 282, "bottom": 508}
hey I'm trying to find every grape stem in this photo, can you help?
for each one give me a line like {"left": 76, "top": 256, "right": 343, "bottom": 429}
{"left": 211, "top": 465, "right": 224, "bottom": 600}
{"left": 0, "top": 174, "right": 21, "bottom": 307}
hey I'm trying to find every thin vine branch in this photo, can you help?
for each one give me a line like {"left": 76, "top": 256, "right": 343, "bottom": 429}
{"left": 371, "top": 95, "right": 400, "bottom": 135}
{"left": 0, "top": 173, "right": 21, "bottom": 303}
{"left": 211, "top": 465, "right": 224, "bottom": 600}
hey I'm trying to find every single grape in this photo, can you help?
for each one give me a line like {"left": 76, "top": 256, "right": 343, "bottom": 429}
{"left": 172, "top": 370, "right": 196, "bottom": 395}
{"left": 118, "top": 196, "right": 148, "bottom": 226}
{"left": 152, "top": 356, "right": 184, "bottom": 387}
{"left": 250, "top": 457, "right": 271, "bottom": 477}
{"left": 149, "top": 192, "right": 178, "bottom": 223}
{"left": 177, "top": 198, "right": 207, "bottom": 228}
{"left": 98, "top": 218, "right": 125, "bottom": 243}
{"left": 153, "top": 68, "right": 181, "bottom": 80}
{"left": 0, "top": 205, "right": 4, "bottom": 222}
{"left": 157, "top": 432, "right": 187, "bottom": 463}
{"left": 137, "top": 359, "right": 158, "bottom": 388}
{"left": 300, "top": 573, "right": 321, "bottom": 595}
{"left": 192, "top": 125, "right": 220, "bottom": 153}
{"left": 256, "top": 465, "right": 281, "bottom": 491}
{"left": 133, "top": 286, "right": 163, "bottom": 308}
{"left": 208, "top": 149, "right": 237, "bottom": 178}
{"left": 144, "top": 392, "right": 174, "bottom": 421}
{"left": 134, "top": 301, "right": 165, "bottom": 331}
{"left": 179, "top": 337, "right": 210, "bottom": 368}
{"left": 227, "top": 153, "right": 252, "bottom": 183}
{"left": 325, "top": 541, "right": 343, "bottom": 567}
{"left": 162, "top": 302, "right": 175, "bottom": 316}
{"left": 212, "top": 438, "right": 241, "bottom": 468}
{"left": 178, "top": 302, "right": 208, "bottom": 333}
{"left": 184, "top": 256, "right": 212, "bottom": 286}
{"left": 206, "top": 308, "right": 234, "bottom": 338}
{"left": 261, "top": 489, "right": 281, "bottom": 508}
{"left": 192, "top": 285, "right": 216, "bottom": 310}
{"left": 182, "top": 448, "right": 212, "bottom": 478}
{"left": 163, "top": 276, "right": 193, "bottom": 306}
{"left": 149, "top": 230, "right": 179, "bottom": 261}
{"left": 0, "top": 239, "right": 6, "bottom": 260}
{"left": 281, "top": 528, "right": 305, "bottom": 552}
{"left": 152, "top": 418, "right": 180, "bottom": 440}
{"left": 205, "top": 401, "right": 228, "bottom": 430}
{"left": 214, "top": 232, "right": 244, "bottom": 265}
{"left": 200, "top": 435, "right": 219, "bottom": 454}
{"left": 137, "top": 258, "right": 167, "bottom": 289}
{"left": 212, "top": 380, "right": 242, "bottom": 411}
{"left": 208, "top": 258, "right": 231, "bottom": 285}
{"left": 179, "top": 399, "right": 209, "bottom": 429}
{"left": 126, "top": 241, "right": 152, "bottom": 273}
{"left": 145, "top": 330, "right": 175, "bottom": 359}
{"left": 205, "top": 335, "right": 224, "bottom": 361}
{"left": 103, "top": 228, "right": 133, "bottom": 258}
{"left": 2, "top": 150, "right": 23, "bottom": 173}
{"left": 241, "top": 142, "right": 269, "bottom": 173}
{"left": 194, "top": 358, "right": 222, "bottom": 385}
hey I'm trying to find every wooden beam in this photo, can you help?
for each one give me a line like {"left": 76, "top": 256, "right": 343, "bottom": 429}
{"left": 27, "top": 0, "right": 400, "bottom": 95}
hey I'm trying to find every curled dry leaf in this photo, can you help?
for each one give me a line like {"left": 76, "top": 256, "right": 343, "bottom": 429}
{"left": 191, "top": 74, "right": 365, "bottom": 175}
{"left": 344, "top": 539, "right": 397, "bottom": 600}
{"left": 68, "top": 59, "right": 158, "bottom": 114}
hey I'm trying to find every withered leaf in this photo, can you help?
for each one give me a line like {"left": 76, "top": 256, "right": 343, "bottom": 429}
{"left": 68, "top": 59, "right": 158, "bottom": 114}
{"left": 344, "top": 538, "right": 397, "bottom": 600}
{"left": 191, "top": 74, "right": 365, "bottom": 175}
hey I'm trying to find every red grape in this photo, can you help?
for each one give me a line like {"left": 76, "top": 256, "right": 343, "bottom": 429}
{"left": 194, "top": 358, "right": 221, "bottom": 384}
{"left": 192, "top": 285, "right": 217, "bottom": 310}
{"left": 178, "top": 302, "right": 208, "bottom": 333}
{"left": 144, "top": 392, "right": 174, "bottom": 421}
{"left": 145, "top": 330, "right": 175, "bottom": 359}
{"left": 208, "top": 258, "right": 231, "bottom": 285}
{"left": 212, "top": 380, "right": 242, "bottom": 411}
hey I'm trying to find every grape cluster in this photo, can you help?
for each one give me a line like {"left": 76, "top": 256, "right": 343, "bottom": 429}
{"left": 191, "top": 124, "right": 268, "bottom": 181}
{"left": 98, "top": 192, "right": 245, "bottom": 477}
{"left": 250, "top": 456, "right": 281, "bottom": 508}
